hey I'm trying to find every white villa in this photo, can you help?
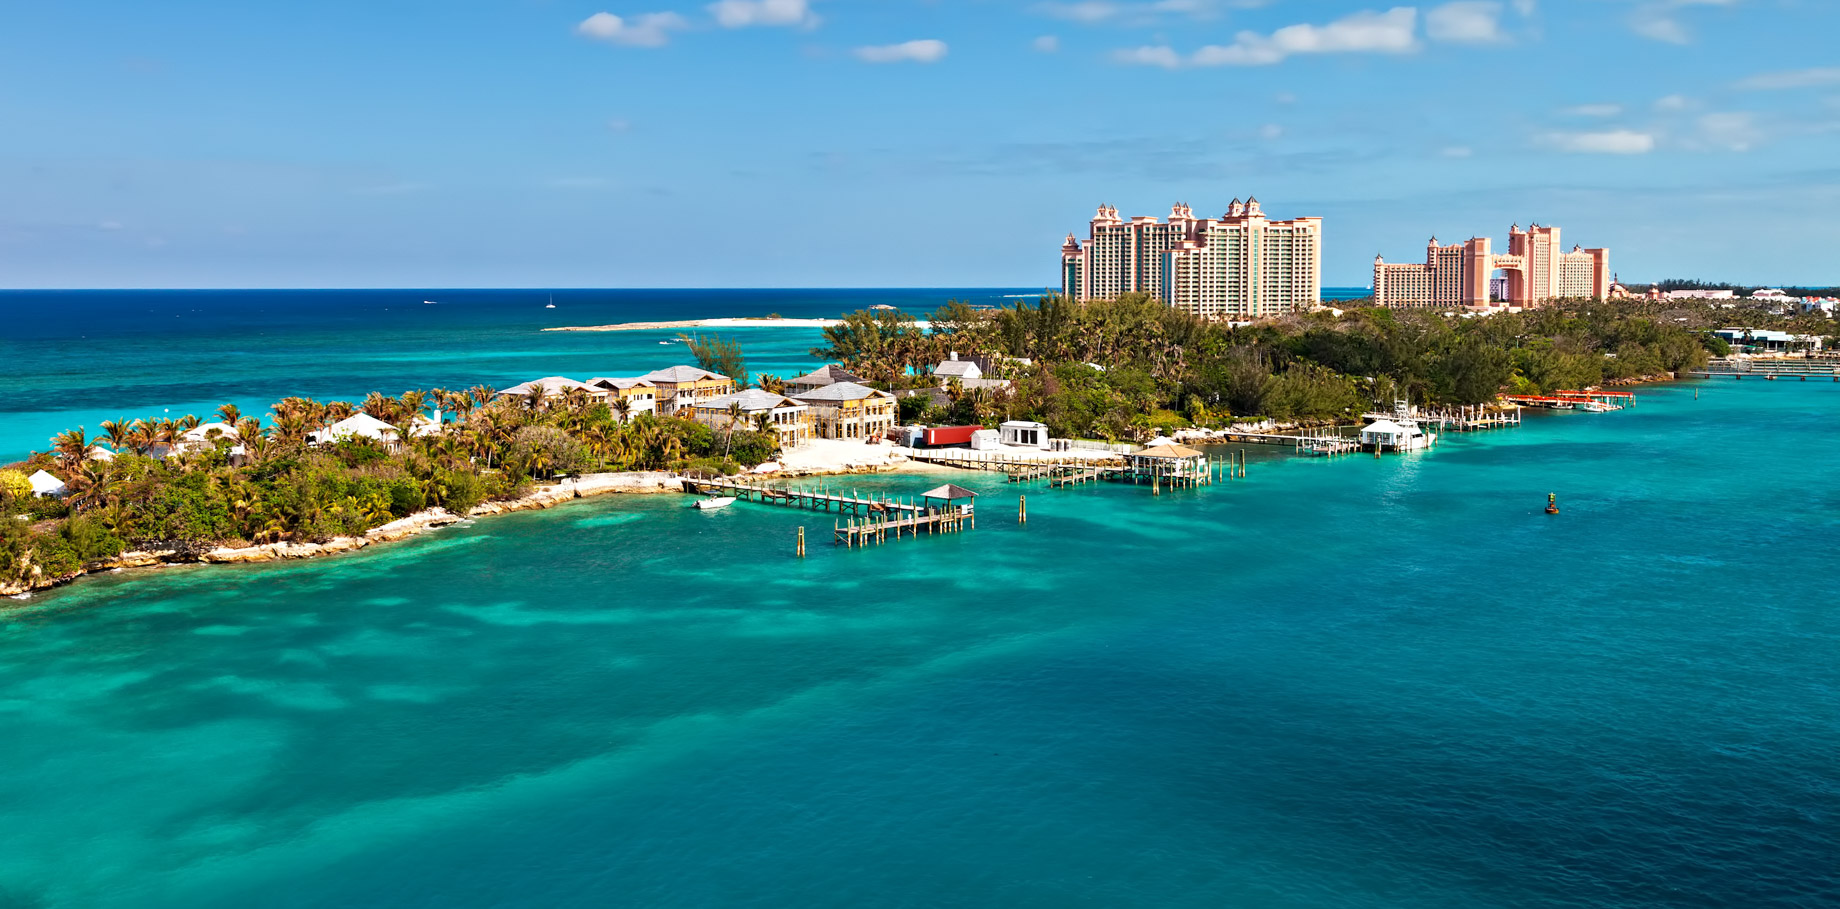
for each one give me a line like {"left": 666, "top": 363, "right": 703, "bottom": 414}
{"left": 933, "top": 354, "right": 982, "bottom": 382}
{"left": 28, "top": 469, "right": 67, "bottom": 498}
{"left": 309, "top": 413, "right": 408, "bottom": 448}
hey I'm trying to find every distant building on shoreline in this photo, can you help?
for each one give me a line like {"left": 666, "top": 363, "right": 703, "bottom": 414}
{"left": 1372, "top": 224, "right": 1610, "bottom": 309}
{"left": 1059, "top": 199, "right": 1323, "bottom": 319}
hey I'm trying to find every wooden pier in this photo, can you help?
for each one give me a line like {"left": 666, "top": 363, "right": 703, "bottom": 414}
{"left": 905, "top": 450, "right": 1123, "bottom": 473}
{"left": 683, "top": 476, "right": 922, "bottom": 516}
{"left": 1688, "top": 358, "right": 1840, "bottom": 381}
{"left": 834, "top": 508, "right": 973, "bottom": 547}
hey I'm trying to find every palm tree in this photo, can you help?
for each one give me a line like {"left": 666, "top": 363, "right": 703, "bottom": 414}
{"left": 325, "top": 400, "right": 355, "bottom": 423}
{"left": 723, "top": 401, "right": 744, "bottom": 457}
{"left": 177, "top": 414, "right": 202, "bottom": 432}
{"left": 51, "top": 428, "right": 91, "bottom": 469}
{"left": 610, "top": 395, "right": 633, "bottom": 423}
{"left": 99, "top": 420, "right": 131, "bottom": 453}
{"left": 216, "top": 403, "right": 242, "bottom": 425}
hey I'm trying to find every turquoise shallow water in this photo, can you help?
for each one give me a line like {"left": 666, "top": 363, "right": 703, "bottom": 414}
{"left": 2, "top": 379, "right": 1837, "bottom": 907}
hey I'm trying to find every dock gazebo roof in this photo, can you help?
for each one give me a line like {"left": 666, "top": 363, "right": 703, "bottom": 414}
{"left": 1131, "top": 444, "right": 1205, "bottom": 459}
{"left": 920, "top": 483, "right": 979, "bottom": 501}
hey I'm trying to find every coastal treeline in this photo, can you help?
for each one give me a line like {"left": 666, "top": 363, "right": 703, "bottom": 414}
{"left": 816, "top": 293, "right": 1720, "bottom": 438}
{"left": 2, "top": 388, "right": 777, "bottom": 590}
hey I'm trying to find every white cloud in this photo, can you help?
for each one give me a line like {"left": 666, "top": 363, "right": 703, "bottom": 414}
{"left": 606, "top": 118, "right": 634, "bottom": 132}
{"left": 1654, "top": 94, "right": 1691, "bottom": 111}
{"left": 1628, "top": 0, "right": 1741, "bottom": 45}
{"left": 1426, "top": 2, "right": 1507, "bottom": 44}
{"left": 1111, "top": 45, "right": 1183, "bottom": 68}
{"left": 1441, "top": 145, "right": 1474, "bottom": 157}
{"left": 575, "top": 11, "right": 689, "bottom": 48}
{"left": 1629, "top": 12, "right": 1689, "bottom": 44}
{"left": 1033, "top": 0, "right": 1243, "bottom": 24}
{"left": 1542, "top": 129, "right": 1656, "bottom": 154}
{"left": 1188, "top": 7, "right": 1420, "bottom": 66}
{"left": 1562, "top": 103, "right": 1623, "bottom": 117}
{"left": 98, "top": 220, "right": 124, "bottom": 231}
{"left": 1033, "top": 35, "right": 1061, "bottom": 53}
{"left": 1259, "top": 123, "right": 1284, "bottom": 140}
{"left": 1694, "top": 111, "right": 1756, "bottom": 151}
{"left": 1511, "top": 0, "right": 1536, "bottom": 14}
{"left": 854, "top": 40, "right": 948, "bottom": 64}
{"left": 1735, "top": 67, "right": 1840, "bottom": 91}
{"left": 708, "top": 0, "right": 818, "bottom": 29}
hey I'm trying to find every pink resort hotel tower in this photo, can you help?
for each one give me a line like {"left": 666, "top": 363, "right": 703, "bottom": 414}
{"left": 1372, "top": 224, "right": 1610, "bottom": 310}
{"left": 1059, "top": 199, "right": 1324, "bottom": 319}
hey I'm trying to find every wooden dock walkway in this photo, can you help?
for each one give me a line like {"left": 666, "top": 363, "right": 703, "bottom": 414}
{"left": 1688, "top": 359, "right": 1840, "bottom": 380}
{"left": 834, "top": 509, "right": 972, "bottom": 547}
{"left": 684, "top": 476, "right": 922, "bottom": 516}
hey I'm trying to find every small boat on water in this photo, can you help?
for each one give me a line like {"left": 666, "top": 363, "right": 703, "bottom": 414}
{"left": 1577, "top": 401, "right": 1614, "bottom": 413}
{"left": 694, "top": 496, "right": 736, "bottom": 511}
{"left": 423, "top": 300, "right": 438, "bottom": 305}
{"left": 1358, "top": 400, "right": 1436, "bottom": 452}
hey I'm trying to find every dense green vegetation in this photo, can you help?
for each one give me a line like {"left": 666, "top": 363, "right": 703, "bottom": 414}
{"left": 3, "top": 388, "right": 777, "bottom": 591}
{"left": 817, "top": 293, "right": 1723, "bottom": 440}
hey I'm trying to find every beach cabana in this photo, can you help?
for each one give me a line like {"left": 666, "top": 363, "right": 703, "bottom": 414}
{"left": 921, "top": 483, "right": 978, "bottom": 514}
{"left": 1124, "top": 444, "right": 1209, "bottom": 484}
{"left": 28, "top": 470, "right": 67, "bottom": 498}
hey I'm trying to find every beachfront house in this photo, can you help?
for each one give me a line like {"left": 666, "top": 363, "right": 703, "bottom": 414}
{"left": 999, "top": 420, "right": 1050, "bottom": 449}
{"left": 691, "top": 389, "right": 812, "bottom": 448}
{"left": 641, "top": 366, "right": 734, "bottom": 416}
{"left": 309, "top": 413, "right": 406, "bottom": 449}
{"left": 933, "top": 353, "right": 982, "bottom": 383}
{"left": 28, "top": 469, "right": 67, "bottom": 498}
{"left": 789, "top": 382, "right": 897, "bottom": 441}
{"left": 585, "top": 377, "right": 658, "bottom": 421}
{"left": 785, "top": 365, "right": 868, "bottom": 397}
{"left": 498, "top": 377, "right": 603, "bottom": 406}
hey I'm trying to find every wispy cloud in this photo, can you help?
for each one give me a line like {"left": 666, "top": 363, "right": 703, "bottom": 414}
{"left": 1562, "top": 103, "right": 1624, "bottom": 117}
{"left": 1542, "top": 129, "right": 1656, "bottom": 154}
{"left": 1654, "top": 94, "right": 1691, "bottom": 111}
{"left": 1735, "top": 66, "right": 1840, "bottom": 91}
{"left": 853, "top": 40, "right": 948, "bottom": 64}
{"left": 708, "top": 0, "right": 818, "bottom": 29}
{"left": 1425, "top": 1, "right": 1508, "bottom": 44}
{"left": 1033, "top": 0, "right": 1246, "bottom": 25}
{"left": 1691, "top": 111, "right": 1757, "bottom": 151}
{"left": 575, "top": 11, "right": 689, "bottom": 48}
{"left": 1628, "top": 0, "right": 1740, "bottom": 45}
{"left": 354, "top": 181, "right": 434, "bottom": 195}
{"left": 1033, "top": 35, "right": 1061, "bottom": 53}
{"left": 1115, "top": 7, "right": 1418, "bottom": 68}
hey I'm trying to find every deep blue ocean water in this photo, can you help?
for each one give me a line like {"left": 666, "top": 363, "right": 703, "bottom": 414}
{"left": 4, "top": 290, "right": 1835, "bottom": 908}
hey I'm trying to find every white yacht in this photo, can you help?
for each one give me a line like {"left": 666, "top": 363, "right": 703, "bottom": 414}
{"left": 1358, "top": 400, "right": 1436, "bottom": 452}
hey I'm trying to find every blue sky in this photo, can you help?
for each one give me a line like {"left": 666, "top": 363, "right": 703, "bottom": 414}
{"left": 2, "top": 0, "right": 1837, "bottom": 288}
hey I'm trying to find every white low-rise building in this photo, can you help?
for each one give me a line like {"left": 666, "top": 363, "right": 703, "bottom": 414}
{"left": 1000, "top": 420, "right": 1050, "bottom": 449}
{"left": 309, "top": 413, "right": 405, "bottom": 447}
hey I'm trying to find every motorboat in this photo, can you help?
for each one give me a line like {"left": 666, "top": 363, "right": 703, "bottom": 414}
{"left": 694, "top": 496, "right": 736, "bottom": 510}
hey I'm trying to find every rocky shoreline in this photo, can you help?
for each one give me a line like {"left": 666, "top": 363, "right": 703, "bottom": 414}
{"left": 3, "top": 471, "right": 684, "bottom": 601}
